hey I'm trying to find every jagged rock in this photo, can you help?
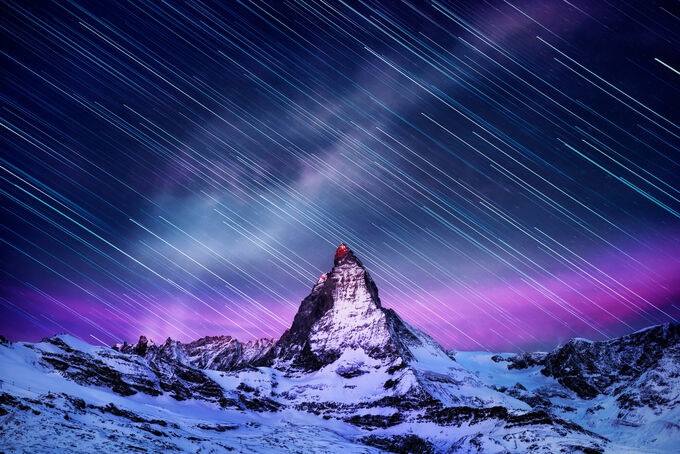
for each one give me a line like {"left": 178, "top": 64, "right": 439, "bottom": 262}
{"left": 114, "top": 334, "right": 275, "bottom": 372}
{"left": 508, "top": 352, "right": 546, "bottom": 370}
{"left": 361, "top": 434, "right": 435, "bottom": 453}
{"left": 541, "top": 324, "right": 680, "bottom": 399}
{"left": 260, "top": 243, "right": 400, "bottom": 369}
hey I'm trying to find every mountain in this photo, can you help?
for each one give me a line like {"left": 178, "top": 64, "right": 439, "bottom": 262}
{"left": 0, "top": 244, "right": 678, "bottom": 453}
{"left": 259, "top": 244, "right": 522, "bottom": 411}
{"left": 453, "top": 323, "right": 680, "bottom": 453}
{"left": 541, "top": 323, "right": 680, "bottom": 401}
{"left": 114, "top": 334, "right": 275, "bottom": 372}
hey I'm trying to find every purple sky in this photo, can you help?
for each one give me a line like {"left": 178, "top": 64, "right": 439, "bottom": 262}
{"left": 3, "top": 235, "right": 679, "bottom": 352}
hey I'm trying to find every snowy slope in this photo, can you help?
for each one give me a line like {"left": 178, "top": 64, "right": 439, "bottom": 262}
{"left": 0, "top": 336, "right": 378, "bottom": 453}
{"left": 0, "top": 334, "right": 609, "bottom": 453}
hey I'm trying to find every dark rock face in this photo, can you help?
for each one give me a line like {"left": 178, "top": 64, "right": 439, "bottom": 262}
{"left": 260, "top": 269, "right": 336, "bottom": 369}
{"left": 346, "top": 412, "right": 405, "bottom": 429}
{"left": 361, "top": 434, "right": 435, "bottom": 454}
{"left": 541, "top": 323, "right": 680, "bottom": 399}
{"left": 507, "top": 352, "right": 546, "bottom": 370}
{"left": 500, "top": 383, "right": 553, "bottom": 408}
{"left": 261, "top": 244, "right": 390, "bottom": 369}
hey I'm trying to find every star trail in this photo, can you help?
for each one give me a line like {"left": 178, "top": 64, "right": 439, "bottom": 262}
{"left": 1, "top": 0, "right": 679, "bottom": 352}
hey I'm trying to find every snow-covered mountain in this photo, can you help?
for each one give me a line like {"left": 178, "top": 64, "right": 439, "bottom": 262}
{"left": 0, "top": 245, "right": 678, "bottom": 453}
{"left": 453, "top": 323, "right": 680, "bottom": 453}
{"left": 259, "top": 244, "right": 523, "bottom": 411}
{"left": 114, "top": 334, "right": 275, "bottom": 372}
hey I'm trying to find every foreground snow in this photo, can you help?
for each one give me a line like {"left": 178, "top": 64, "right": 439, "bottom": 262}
{"left": 2, "top": 331, "right": 673, "bottom": 453}
{"left": 0, "top": 336, "right": 379, "bottom": 453}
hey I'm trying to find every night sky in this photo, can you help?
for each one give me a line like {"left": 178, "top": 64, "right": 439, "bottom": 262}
{"left": 1, "top": 0, "right": 679, "bottom": 352}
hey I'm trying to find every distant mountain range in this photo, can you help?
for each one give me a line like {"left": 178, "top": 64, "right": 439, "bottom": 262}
{"left": 1, "top": 244, "right": 678, "bottom": 453}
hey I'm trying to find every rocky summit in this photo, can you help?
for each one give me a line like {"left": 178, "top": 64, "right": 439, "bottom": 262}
{"left": 0, "top": 245, "right": 678, "bottom": 453}
{"left": 263, "top": 244, "right": 451, "bottom": 372}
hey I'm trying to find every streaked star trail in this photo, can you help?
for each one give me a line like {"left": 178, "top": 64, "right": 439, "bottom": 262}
{"left": 1, "top": 0, "right": 679, "bottom": 351}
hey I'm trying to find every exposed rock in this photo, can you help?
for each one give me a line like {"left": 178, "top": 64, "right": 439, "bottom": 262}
{"left": 361, "top": 434, "right": 435, "bottom": 453}
{"left": 508, "top": 352, "right": 546, "bottom": 370}
{"left": 114, "top": 334, "right": 275, "bottom": 372}
{"left": 541, "top": 324, "right": 680, "bottom": 399}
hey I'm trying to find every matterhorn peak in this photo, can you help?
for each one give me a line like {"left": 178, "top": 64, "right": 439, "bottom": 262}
{"left": 327, "top": 242, "right": 381, "bottom": 310}
{"left": 333, "top": 242, "right": 351, "bottom": 263}
{"left": 262, "top": 244, "right": 439, "bottom": 371}
{"left": 332, "top": 242, "right": 365, "bottom": 268}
